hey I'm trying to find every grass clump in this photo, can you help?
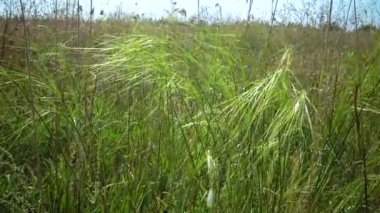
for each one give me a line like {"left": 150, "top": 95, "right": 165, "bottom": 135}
{"left": 0, "top": 25, "right": 379, "bottom": 212}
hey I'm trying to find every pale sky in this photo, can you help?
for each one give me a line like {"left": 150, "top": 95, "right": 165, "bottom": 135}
{"left": 80, "top": 0, "right": 379, "bottom": 25}
{"left": 1, "top": 0, "right": 379, "bottom": 26}
{"left": 87, "top": 0, "right": 301, "bottom": 20}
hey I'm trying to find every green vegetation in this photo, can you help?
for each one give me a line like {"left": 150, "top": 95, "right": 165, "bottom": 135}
{"left": 0, "top": 19, "right": 379, "bottom": 212}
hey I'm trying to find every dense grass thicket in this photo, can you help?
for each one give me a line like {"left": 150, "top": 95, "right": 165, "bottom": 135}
{"left": 0, "top": 20, "right": 380, "bottom": 212}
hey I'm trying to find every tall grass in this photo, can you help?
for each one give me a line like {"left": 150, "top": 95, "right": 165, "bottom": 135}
{"left": 0, "top": 25, "right": 379, "bottom": 212}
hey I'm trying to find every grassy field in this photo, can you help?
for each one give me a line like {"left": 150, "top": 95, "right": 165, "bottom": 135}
{"left": 0, "top": 18, "right": 380, "bottom": 212}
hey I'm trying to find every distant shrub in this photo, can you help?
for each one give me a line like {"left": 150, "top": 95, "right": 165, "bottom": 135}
{"left": 320, "top": 21, "right": 343, "bottom": 31}
{"left": 357, "top": 24, "right": 378, "bottom": 32}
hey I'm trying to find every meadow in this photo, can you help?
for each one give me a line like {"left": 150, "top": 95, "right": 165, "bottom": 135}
{"left": 0, "top": 15, "right": 379, "bottom": 212}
